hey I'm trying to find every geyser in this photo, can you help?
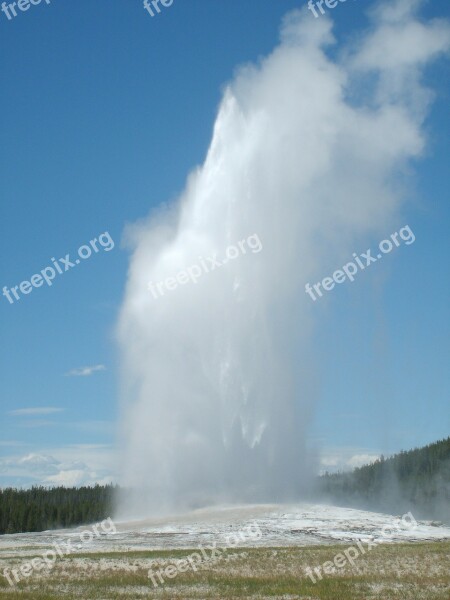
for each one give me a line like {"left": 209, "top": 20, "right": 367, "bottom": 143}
{"left": 117, "top": 1, "right": 450, "bottom": 517}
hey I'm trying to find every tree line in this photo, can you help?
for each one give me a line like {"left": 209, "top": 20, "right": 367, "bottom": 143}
{"left": 0, "top": 484, "right": 117, "bottom": 534}
{"left": 319, "top": 437, "right": 450, "bottom": 522}
{"left": 1, "top": 438, "right": 449, "bottom": 534}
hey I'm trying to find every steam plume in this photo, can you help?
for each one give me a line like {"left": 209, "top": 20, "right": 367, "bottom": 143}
{"left": 117, "top": 1, "right": 449, "bottom": 517}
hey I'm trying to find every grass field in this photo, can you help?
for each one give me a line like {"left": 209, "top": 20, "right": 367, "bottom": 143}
{"left": 0, "top": 541, "right": 449, "bottom": 599}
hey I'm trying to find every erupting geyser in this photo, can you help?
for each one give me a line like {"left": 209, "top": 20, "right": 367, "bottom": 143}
{"left": 117, "top": 1, "right": 450, "bottom": 517}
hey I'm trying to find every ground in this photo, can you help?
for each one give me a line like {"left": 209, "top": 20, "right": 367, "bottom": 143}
{"left": 1, "top": 504, "right": 450, "bottom": 599}
{"left": 0, "top": 542, "right": 449, "bottom": 599}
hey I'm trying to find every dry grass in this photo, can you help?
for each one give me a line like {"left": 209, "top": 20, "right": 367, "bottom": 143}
{"left": 0, "top": 541, "right": 449, "bottom": 599}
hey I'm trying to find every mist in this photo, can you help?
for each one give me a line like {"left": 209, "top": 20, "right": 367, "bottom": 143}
{"left": 116, "top": 0, "right": 450, "bottom": 518}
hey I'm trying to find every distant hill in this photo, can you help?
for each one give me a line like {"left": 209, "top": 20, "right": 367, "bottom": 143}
{"left": 319, "top": 437, "right": 450, "bottom": 523}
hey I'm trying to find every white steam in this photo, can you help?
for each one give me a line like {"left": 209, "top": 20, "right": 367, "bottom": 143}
{"left": 117, "top": 1, "right": 449, "bottom": 517}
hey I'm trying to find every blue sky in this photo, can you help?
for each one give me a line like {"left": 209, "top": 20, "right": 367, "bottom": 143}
{"left": 0, "top": 0, "right": 449, "bottom": 486}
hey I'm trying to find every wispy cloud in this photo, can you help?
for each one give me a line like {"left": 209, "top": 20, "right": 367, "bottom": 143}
{"left": 8, "top": 407, "right": 64, "bottom": 417}
{"left": 71, "top": 421, "right": 115, "bottom": 436}
{"left": 65, "top": 364, "right": 106, "bottom": 377}
{"left": 320, "top": 447, "right": 382, "bottom": 474}
{"left": 0, "top": 447, "right": 116, "bottom": 488}
{"left": 19, "top": 420, "right": 59, "bottom": 428}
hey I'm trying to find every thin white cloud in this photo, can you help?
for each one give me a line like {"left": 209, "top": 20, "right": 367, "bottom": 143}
{"left": 71, "top": 421, "right": 115, "bottom": 436}
{"left": 65, "top": 364, "right": 106, "bottom": 377}
{"left": 320, "top": 447, "right": 382, "bottom": 473}
{"left": 0, "top": 448, "right": 116, "bottom": 488}
{"left": 19, "top": 420, "right": 59, "bottom": 428}
{"left": 347, "top": 453, "right": 381, "bottom": 469}
{"left": 8, "top": 407, "right": 64, "bottom": 416}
